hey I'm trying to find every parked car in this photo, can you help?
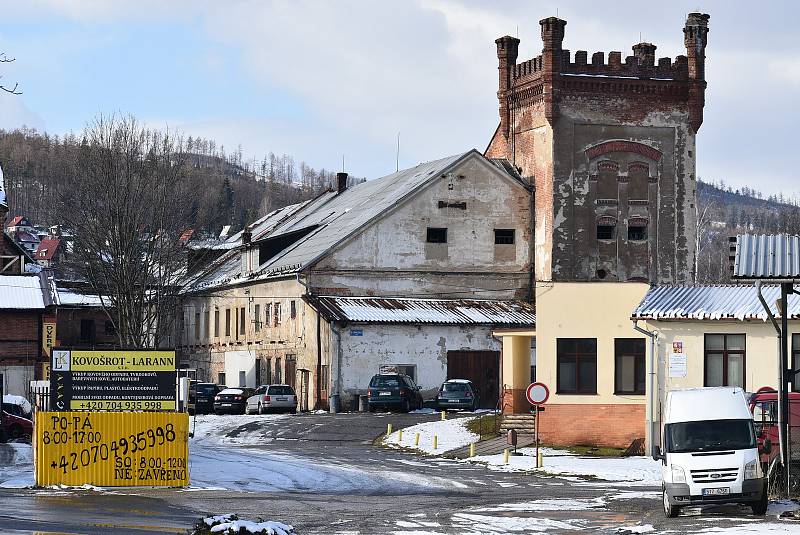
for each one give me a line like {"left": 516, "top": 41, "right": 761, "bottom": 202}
{"left": 246, "top": 384, "right": 298, "bottom": 414}
{"left": 435, "top": 379, "right": 479, "bottom": 411}
{"left": 190, "top": 383, "right": 222, "bottom": 415}
{"left": 1, "top": 409, "right": 33, "bottom": 440}
{"left": 367, "top": 373, "right": 423, "bottom": 413}
{"left": 213, "top": 388, "right": 255, "bottom": 415}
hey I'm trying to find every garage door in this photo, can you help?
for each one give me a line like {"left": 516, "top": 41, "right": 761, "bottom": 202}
{"left": 446, "top": 351, "right": 500, "bottom": 409}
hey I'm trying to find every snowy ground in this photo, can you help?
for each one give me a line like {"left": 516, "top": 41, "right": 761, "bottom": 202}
{"left": 383, "top": 414, "right": 478, "bottom": 454}
{"left": 0, "top": 441, "right": 33, "bottom": 488}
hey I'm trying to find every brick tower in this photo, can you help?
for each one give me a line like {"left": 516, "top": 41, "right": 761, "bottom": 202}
{"left": 486, "top": 13, "right": 710, "bottom": 284}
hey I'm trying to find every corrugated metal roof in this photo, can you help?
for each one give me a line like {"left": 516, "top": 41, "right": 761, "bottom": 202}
{"left": 632, "top": 284, "right": 800, "bottom": 321}
{"left": 0, "top": 275, "right": 45, "bottom": 309}
{"left": 313, "top": 296, "right": 536, "bottom": 325}
{"left": 57, "top": 289, "right": 105, "bottom": 308}
{"left": 185, "top": 150, "right": 520, "bottom": 292}
{"left": 733, "top": 234, "right": 800, "bottom": 280}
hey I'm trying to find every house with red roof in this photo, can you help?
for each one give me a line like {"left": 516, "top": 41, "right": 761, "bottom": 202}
{"left": 35, "top": 238, "right": 64, "bottom": 268}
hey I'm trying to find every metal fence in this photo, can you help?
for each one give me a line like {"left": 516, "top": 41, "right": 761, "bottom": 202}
{"left": 29, "top": 380, "right": 50, "bottom": 412}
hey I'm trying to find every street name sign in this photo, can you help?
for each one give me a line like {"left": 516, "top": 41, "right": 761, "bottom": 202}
{"left": 50, "top": 349, "right": 177, "bottom": 411}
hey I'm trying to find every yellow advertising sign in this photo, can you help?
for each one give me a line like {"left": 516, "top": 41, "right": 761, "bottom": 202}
{"left": 64, "top": 350, "right": 176, "bottom": 372}
{"left": 35, "top": 411, "right": 189, "bottom": 487}
{"left": 42, "top": 322, "right": 56, "bottom": 357}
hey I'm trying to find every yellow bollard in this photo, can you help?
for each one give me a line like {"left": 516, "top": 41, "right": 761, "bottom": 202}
{"left": 433, "top": 435, "right": 438, "bottom": 450}
{"left": 441, "top": 410, "right": 446, "bottom": 421}
{"left": 398, "top": 429, "right": 403, "bottom": 442}
{"left": 387, "top": 423, "right": 392, "bottom": 436}
{"left": 469, "top": 443, "right": 476, "bottom": 458}
{"left": 503, "top": 448, "right": 509, "bottom": 465}
{"left": 414, "top": 433, "right": 420, "bottom": 447}
{"left": 538, "top": 451, "right": 543, "bottom": 467}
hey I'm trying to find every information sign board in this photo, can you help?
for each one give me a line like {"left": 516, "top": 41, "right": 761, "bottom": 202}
{"left": 34, "top": 411, "right": 189, "bottom": 487}
{"left": 50, "top": 349, "right": 177, "bottom": 411}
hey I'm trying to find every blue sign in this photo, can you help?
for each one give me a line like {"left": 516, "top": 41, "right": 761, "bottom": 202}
{"left": 349, "top": 328, "right": 363, "bottom": 336}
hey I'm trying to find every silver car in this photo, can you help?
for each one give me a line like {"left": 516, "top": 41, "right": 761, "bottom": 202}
{"left": 246, "top": 384, "right": 298, "bottom": 414}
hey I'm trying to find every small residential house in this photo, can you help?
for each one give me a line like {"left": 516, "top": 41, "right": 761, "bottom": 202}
{"left": 5, "top": 215, "right": 32, "bottom": 235}
{"left": 179, "top": 150, "right": 536, "bottom": 410}
{"left": 35, "top": 237, "right": 65, "bottom": 268}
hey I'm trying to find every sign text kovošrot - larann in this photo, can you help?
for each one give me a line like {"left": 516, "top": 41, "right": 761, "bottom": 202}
{"left": 50, "top": 349, "right": 177, "bottom": 411}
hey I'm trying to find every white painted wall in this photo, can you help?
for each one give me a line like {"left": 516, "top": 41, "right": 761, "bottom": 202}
{"left": 335, "top": 323, "right": 500, "bottom": 405}
{"left": 223, "top": 350, "right": 258, "bottom": 388}
{"left": 0, "top": 366, "right": 34, "bottom": 397}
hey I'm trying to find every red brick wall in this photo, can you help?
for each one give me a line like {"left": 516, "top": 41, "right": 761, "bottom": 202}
{"left": 0, "top": 310, "right": 41, "bottom": 363}
{"left": 537, "top": 403, "right": 646, "bottom": 448}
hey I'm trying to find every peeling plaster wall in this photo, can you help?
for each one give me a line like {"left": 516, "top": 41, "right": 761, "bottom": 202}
{"left": 336, "top": 323, "right": 500, "bottom": 405}
{"left": 310, "top": 155, "right": 533, "bottom": 299}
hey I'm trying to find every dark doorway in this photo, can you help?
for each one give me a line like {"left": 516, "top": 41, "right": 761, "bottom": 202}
{"left": 447, "top": 350, "right": 500, "bottom": 409}
{"left": 285, "top": 355, "right": 296, "bottom": 390}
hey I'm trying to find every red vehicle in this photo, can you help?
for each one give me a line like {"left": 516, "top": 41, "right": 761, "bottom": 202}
{"left": 749, "top": 387, "right": 800, "bottom": 480}
{"left": 1, "top": 403, "right": 33, "bottom": 440}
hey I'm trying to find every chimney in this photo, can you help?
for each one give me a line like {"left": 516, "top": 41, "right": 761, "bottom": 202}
{"left": 242, "top": 228, "right": 252, "bottom": 244}
{"left": 337, "top": 172, "right": 349, "bottom": 194}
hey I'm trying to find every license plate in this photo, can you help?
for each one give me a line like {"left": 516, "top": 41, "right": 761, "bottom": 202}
{"left": 702, "top": 487, "right": 730, "bottom": 496}
{"left": 221, "top": 403, "right": 232, "bottom": 407}
{"left": 379, "top": 392, "right": 391, "bottom": 396}
{"left": 198, "top": 397, "right": 207, "bottom": 402}
{"left": 448, "top": 399, "right": 460, "bottom": 403}
{"left": 276, "top": 397, "right": 287, "bottom": 401}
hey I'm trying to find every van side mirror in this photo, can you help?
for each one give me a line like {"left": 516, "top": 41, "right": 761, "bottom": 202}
{"left": 761, "top": 438, "right": 772, "bottom": 455}
{"left": 652, "top": 445, "right": 663, "bottom": 461}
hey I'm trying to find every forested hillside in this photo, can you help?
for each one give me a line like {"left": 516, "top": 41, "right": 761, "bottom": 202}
{"left": 0, "top": 127, "right": 361, "bottom": 236}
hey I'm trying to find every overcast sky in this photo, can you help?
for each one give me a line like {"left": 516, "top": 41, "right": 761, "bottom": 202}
{"left": 0, "top": 0, "right": 797, "bottom": 194}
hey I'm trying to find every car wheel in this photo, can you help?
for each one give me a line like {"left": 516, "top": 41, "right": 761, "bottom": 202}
{"left": 258, "top": 403, "right": 265, "bottom": 415}
{"left": 663, "top": 488, "right": 680, "bottom": 518}
{"left": 751, "top": 482, "right": 768, "bottom": 515}
{"left": 8, "top": 425, "right": 22, "bottom": 440}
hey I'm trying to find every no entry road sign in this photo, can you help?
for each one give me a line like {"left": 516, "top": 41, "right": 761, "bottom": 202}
{"left": 526, "top": 382, "right": 549, "bottom": 405}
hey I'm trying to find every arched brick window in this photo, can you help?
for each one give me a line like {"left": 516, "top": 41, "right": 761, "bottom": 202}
{"left": 628, "top": 162, "right": 649, "bottom": 201}
{"left": 596, "top": 215, "right": 617, "bottom": 241}
{"left": 596, "top": 160, "right": 619, "bottom": 200}
{"left": 628, "top": 216, "right": 649, "bottom": 241}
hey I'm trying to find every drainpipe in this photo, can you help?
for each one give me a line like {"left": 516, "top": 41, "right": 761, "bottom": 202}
{"left": 633, "top": 320, "right": 658, "bottom": 453}
{"left": 756, "top": 280, "right": 786, "bottom": 471}
{"left": 330, "top": 323, "right": 343, "bottom": 413}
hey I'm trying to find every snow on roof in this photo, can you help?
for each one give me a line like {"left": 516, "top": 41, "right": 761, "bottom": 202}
{"left": 632, "top": 284, "right": 800, "bottom": 321}
{"left": 312, "top": 296, "right": 536, "bottom": 326}
{"left": 56, "top": 288, "right": 105, "bottom": 308}
{"left": 733, "top": 234, "right": 800, "bottom": 280}
{"left": 0, "top": 275, "right": 46, "bottom": 310}
{"left": 184, "top": 151, "right": 520, "bottom": 293}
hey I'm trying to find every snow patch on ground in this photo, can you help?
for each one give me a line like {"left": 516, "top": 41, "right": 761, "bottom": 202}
{"left": 697, "top": 525, "right": 800, "bottom": 534}
{"left": 450, "top": 512, "right": 583, "bottom": 532}
{"left": 468, "top": 448, "right": 661, "bottom": 485}
{"left": 0, "top": 443, "right": 34, "bottom": 488}
{"left": 190, "top": 414, "right": 290, "bottom": 446}
{"left": 470, "top": 497, "right": 606, "bottom": 512}
{"left": 383, "top": 415, "right": 478, "bottom": 454}
{"left": 202, "top": 514, "right": 294, "bottom": 535}
{"left": 617, "top": 525, "right": 655, "bottom": 534}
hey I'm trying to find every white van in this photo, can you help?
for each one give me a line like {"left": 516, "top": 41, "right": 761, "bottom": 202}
{"left": 653, "top": 387, "right": 768, "bottom": 517}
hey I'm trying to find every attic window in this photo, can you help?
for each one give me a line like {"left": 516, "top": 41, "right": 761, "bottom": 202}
{"left": 494, "top": 229, "right": 515, "bottom": 245}
{"left": 426, "top": 228, "right": 447, "bottom": 244}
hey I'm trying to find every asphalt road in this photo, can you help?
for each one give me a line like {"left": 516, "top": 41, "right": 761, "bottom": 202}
{"left": 0, "top": 412, "right": 793, "bottom": 534}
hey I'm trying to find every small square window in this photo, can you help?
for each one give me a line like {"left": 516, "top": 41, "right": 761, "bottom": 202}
{"left": 597, "top": 224, "right": 616, "bottom": 240}
{"left": 426, "top": 227, "right": 447, "bottom": 243}
{"left": 628, "top": 225, "right": 647, "bottom": 241}
{"left": 494, "top": 229, "right": 515, "bottom": 245}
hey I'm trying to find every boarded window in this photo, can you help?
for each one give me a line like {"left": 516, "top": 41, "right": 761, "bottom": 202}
{"left": 494, "top": 229, "right": 515, "bottom": 245}
{"left": 614, "top": 338, "right": 646, "bottom": 394}
{"left": 596, "top": 161, "right": 619, "bottom": 200}
{"left": 426, "top": 227, "right": 447, "bottom": 243}
{"left": 627, "top": 162, "right": 650, "bottom": 200}
{"left": 254, "top": 304, "right": 261, "bottom": 332}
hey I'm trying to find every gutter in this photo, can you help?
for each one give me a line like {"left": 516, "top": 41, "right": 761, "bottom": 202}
{"left": 633, "top": 320, "right": 658, "bottom": 452}
{"left": 756, "top": 280, "right": 786, "bottom": 469}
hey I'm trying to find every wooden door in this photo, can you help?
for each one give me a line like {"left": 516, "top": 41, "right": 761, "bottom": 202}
{"left": 446, "top": 350, "right": 500, "bottom": 409}
{"left": 286, "top": 358, "right": 296, "bottom": 389}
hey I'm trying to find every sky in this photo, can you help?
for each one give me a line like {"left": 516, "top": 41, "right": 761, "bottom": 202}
{"left": 0, "top": 0, "right": 797, "bottom": 193}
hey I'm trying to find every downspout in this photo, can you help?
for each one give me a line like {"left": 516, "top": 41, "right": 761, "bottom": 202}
{"left": 756, "top": 280, "right": 785, "bottom": 469}
{"left": 330, "top": 323, "right": 343, "bottom": 413}
{"left": 633, "top": 320, "right": 658, "bottom": 452}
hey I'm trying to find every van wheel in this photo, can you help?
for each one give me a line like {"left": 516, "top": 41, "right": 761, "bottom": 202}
{"left": 8, "top": 425, "right": 22, "bottom": 440}
{"left": 663, "top": 489, "right": 680, "bottom": 518}
{"left": 751, "top": 483, "right": 768, "bottom": 516}
{"left": 258, "top": 403, "right": 265, "bottom": 415}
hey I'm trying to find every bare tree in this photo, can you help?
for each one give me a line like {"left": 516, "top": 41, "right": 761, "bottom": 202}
{"left": 1, "top": 53, "right": 21, "bottom": 94}
{"left": 58, "top": 115, "right": 195, "bottom": 348}
{"left": 693, "top": 196, "right": 715, "bottom": 284}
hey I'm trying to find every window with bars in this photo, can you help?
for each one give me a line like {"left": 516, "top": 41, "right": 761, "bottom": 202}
{"left": 494, "top": 229, "right": 515, "bottom": 245}
{"left": 704, "top": 334, "right": 745, "bottom": 388}
{"left": 628, "top": 218, "right": 648, "bottom": 241}
{"left": 426, "top": 227, "right": 447, "bottom": 243}
{"left": 556, "top": 338, "right": 597, "bottom": 394}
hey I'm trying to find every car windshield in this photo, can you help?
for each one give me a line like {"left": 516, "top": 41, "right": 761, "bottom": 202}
{"left": 268, "top": 386, "right": 294, "bottom": 395}
{"left": 197, "top": 385, "right": 217, "bottom": 394}
{"left": 443, "top": 383, "right": 468, "bottom": 392}
{"left": 665, "top": 419, "right": 756, "bottom": 453}
{"left": 370, "top": 376, "right": 400, "bottom": 388}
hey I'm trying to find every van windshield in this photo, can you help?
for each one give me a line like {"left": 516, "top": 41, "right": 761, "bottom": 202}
{"left": 665, "top": 419, "right": 756, "bottom": 453}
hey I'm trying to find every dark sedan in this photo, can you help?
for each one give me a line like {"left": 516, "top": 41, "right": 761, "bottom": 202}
{"left": 213, "top": 388, "right": 255, "bottom": 415}
{"left": 190, "top": 383, "right": 222, "bottom": 415}
{"left": 367, "top": 373, "right": 423, "bottom": 413}
{"left": 435, "top": 379, "right": 478, "bottom": 411}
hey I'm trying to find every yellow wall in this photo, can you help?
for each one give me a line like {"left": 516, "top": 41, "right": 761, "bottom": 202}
{"left": 536, "top": 281, "right": 650, "bottom": 405}
{"left": 644, "top": 319, "right": 791, "bottom": 399}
